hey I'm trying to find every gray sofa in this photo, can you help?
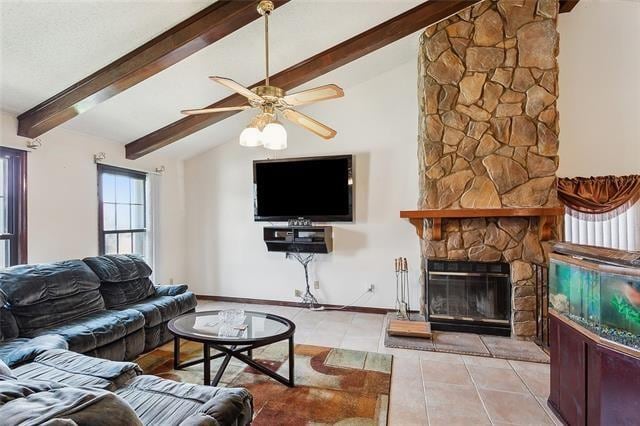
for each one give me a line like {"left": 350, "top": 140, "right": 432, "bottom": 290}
{"left": 83, "top": 254, "right": 197, "bottom": 353}
{"left": 0, "top": 255, "right": 196, "bottom": 365}
{"left": 0, "top": 256, "right": 253, "bottom": 425}
{"left": 2, "top": 349, "right": 253, "bottom": 425}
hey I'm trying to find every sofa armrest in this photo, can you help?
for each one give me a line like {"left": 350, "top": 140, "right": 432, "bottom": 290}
{"left": 3, "top": 335, "right": 68, "bottom": 367}
{"left": 154, "top": 284, "right": 189, "bottom": 297}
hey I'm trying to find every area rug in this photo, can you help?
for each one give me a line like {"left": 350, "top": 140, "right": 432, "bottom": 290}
{"left": 137, "top": 340, "right": 392, "bottom": 425}
{"left": 383, "top": 313, "right": 549, "bottom": 363}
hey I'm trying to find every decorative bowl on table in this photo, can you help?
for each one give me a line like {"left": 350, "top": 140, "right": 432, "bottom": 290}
{"left": 218, "top": 309, "right": 246, "bottom": 326}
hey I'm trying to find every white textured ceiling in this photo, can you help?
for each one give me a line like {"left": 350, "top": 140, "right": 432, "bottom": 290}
{"left": 1, "top": 0, "right": 423, "bottom": 159}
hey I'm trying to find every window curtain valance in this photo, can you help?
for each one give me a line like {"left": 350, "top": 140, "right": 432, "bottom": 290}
{"left": 558, "top": 175, "right": 640, "bottom": 219}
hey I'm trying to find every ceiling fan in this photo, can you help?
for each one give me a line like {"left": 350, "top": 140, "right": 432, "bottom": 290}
{"left": 181, "top": 0, "right": 344, "bottom": 150}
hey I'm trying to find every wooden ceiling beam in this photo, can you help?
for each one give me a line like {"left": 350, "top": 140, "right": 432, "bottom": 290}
{"left": 125, "top": 0, "right": 480, "bottom": 159}
{"left": 559, "top": 0, "right": 580, "bottom": 13}
{"left": 16, "top": 0, "right": 291, "bottom": 139}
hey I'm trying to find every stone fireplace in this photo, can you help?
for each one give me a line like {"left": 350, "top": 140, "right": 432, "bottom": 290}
{"left": 415, "top": 0, "right": 561, "bottom": 339}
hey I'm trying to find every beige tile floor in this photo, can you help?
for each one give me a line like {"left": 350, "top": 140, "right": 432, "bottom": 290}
{"left": 197, "top": 300, "right": 562, "bottom": 425}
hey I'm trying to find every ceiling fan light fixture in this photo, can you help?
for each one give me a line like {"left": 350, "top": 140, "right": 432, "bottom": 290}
{"left": 239, "top": 124, "right": 263, "bottom": 147}
{"left": 262, "top": 120, "right": 287, "bottom": 150}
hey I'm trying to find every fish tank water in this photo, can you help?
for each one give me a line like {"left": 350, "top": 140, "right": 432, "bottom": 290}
{"left": 549, "top": 249, "right": 640, "bottom": 350}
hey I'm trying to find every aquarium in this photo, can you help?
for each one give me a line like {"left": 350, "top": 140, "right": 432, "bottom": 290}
{"left": 549, "top": 248, "right": 640, "bottom": 350}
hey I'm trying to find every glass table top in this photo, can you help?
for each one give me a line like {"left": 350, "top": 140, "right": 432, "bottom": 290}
{"left": 169, "top": 310, "right": 294, "bottom": 343}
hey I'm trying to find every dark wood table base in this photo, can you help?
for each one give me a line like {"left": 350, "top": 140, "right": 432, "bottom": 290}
{"left": 173, "top": 335, "right": 295, "bottom": 387}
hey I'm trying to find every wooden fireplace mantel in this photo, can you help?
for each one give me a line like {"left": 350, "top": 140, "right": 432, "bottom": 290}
{"left": 400, "top": 207, "right": 565, "bottom": 241}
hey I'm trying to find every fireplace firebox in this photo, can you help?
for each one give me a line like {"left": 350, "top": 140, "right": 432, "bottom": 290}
{"left": 426, "top": 260, "right": 511, "bottom": 336}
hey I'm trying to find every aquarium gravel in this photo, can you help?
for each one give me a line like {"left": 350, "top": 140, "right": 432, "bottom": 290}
{"left": 566, "top": 313, "right": 640, "bottom": 351}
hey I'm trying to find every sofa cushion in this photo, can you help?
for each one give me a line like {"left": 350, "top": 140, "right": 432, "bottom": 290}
{"left": 0, "top": 359, "right": 14, "bottom": 378}
{"left": 88, "top": 327, "right": 145, "bottom": 362}
{"left": 0, "top": 260, "right": 105, "bottom": 335}
{"left": 121, "top": 292, "right": 197, "bottom": 329}
{"left": 0, "top": 335, "right": 68, "bottom": 368}
{"left": 0, "top": 378, "right": 142, "bottom": 426}
{"left": 83, "top": 255, "right": 156, "bottom": 308}
{"left": 154, "top": 284, "right": 188, "bottom": 297}
{"left": 13, "top": 349, "right": 142, "bottom": 391}
{"left": 29, "top": 309, "right": 145, "bottom": 354}
{"left": 0, "top": 308, "right": 18, "bottom": 341}
{"left": 83, "top": 254, "right": 152, "bottom": 283}
{"left": 116, "top": 375, "right": 252, "bottom": 426}
{"left": 121, "top": 296, "right": 179, "bottom": 329}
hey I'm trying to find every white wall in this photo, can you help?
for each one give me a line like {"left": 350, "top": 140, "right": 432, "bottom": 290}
{"left": 557, "top": 0, "right": 640, "bottom": 177}
{"left": 0, "top": 112, "right": 187, "bottom": 284}
{"left": 184, "top": 60, "right": 421, "bottom": 309}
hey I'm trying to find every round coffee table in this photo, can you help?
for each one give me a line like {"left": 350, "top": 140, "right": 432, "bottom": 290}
{"left": 168, "top": 310, "right": 296, "bottom": 387}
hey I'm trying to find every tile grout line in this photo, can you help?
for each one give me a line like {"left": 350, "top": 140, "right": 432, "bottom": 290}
{"left": 464, "top": 361, "right": 496, "bottom": 426}
{"left": 509, "top": 364, "right": 555, "bottom": 425}
{"left": 418, "top": 358, "right": 431, "bottom": 426}
{"left": 376, "top": 316, "right": 386, "bottom": 354}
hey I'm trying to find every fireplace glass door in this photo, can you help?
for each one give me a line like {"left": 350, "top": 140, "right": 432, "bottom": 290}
{"left": 427, "top": 260, "right": 511, "bottom": 331}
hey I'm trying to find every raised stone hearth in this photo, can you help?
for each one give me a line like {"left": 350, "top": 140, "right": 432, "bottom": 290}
{"left": 417, "top": 0, "right": 560, "bottom": 339}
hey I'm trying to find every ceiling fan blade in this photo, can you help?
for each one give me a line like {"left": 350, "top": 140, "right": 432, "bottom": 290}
{"left": 281, "top": 109, "right": 337, "bottom": 140}
{"left": 209, "top": 76, "right": 264, "bottom": 102}
{"left": 181, "top": 105, "right": 252, "bottom": 115}
{"left": 282, "top": 84, "right": 344, "bottom": 106}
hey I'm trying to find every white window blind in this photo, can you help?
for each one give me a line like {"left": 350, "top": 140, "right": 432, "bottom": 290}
{"left": 564, "top": 201, "right": 640, "bottom": 251}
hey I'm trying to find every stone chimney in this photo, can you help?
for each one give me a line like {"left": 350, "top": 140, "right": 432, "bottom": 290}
{"left": 417, "top": 0, "right": 560, "bottom": 339}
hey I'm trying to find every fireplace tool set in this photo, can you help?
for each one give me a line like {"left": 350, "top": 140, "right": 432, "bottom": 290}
{"left": 388, "top": 257, "right": 433, "bottom": 339}
{"left": 394, "top": 257, "right": 410, "bottom": 320}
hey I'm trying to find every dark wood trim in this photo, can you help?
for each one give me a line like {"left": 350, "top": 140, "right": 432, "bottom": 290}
{"left": 16, "top": 150, "right": 27, "bottom": 265}
{"left": 550, "top": 309, "right": 640, "bottom": 358}
{"left": 559, "top": 0, "right": 580, "bottom": 13}
{"left": 97, "top": 163, "right": 147, "bottom": 180}
{"left": 16, "top": 0, "right": 291, "bottom": 139}
{"left": 196, "top": 295, "right": 395, "bottom": 315}
{"left": 125, "top": 0, "right": 479, "bottom": 159}
{"left": 552, "top": 242, "right": 640, "bottom": 269}
{"left": 0, "top": 147, "right": 28, "bottom": 265}
{"left": 96, "top": 164, "right": 147, "bottom": 255}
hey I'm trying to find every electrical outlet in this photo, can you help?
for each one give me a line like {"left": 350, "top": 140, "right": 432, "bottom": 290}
{"left": 294, "top": 289, "right": 302, "bottom": 297}
{"left": 169, "top": 278, "right": 174, "bottom": 285}
{"left": 314, "top": 280, "right": 320, "bottom": 290}
{"left": 368, "top": 284, "right": 375, "bottom": 293}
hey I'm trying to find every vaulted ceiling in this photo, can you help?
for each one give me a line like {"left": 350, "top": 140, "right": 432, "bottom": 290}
{"left": 2, "top": 1, "right": 430, "bottom": 159}
{"left": 1, "top": 1, "right": 577, "bottom": 160}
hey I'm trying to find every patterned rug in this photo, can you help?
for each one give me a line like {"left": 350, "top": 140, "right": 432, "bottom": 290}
{"left": 137, "top": 340, "right": 393, "bottom": 425}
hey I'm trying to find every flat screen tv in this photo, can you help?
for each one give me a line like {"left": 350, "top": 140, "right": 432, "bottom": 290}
{"left": 253, "top": 155, "right": 353, "bottom": 222}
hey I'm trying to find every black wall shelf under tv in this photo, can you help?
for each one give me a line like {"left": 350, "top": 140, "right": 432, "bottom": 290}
{"left": 263, "top": 226, "right": 333, "bottom": 254}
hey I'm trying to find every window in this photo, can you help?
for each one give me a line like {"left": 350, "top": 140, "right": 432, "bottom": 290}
{"left": 0, "top": 147, "right": 27, "bottom": 267}
{"left": 98, "top": 164, "right": 147, "bottom": 257}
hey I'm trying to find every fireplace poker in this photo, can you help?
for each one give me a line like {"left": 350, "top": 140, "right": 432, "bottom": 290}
{"left": 403, "top": 258, "right": 410, "bottom": 318}
{"left": 394, "top": 258, "right": 401, "bottom": 316}
{"left": 398, "top": 257, "right": 409, "bottom": 320}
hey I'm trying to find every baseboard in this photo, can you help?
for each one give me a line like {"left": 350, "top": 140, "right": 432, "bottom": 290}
{"left": 195, "top": 294, "right": 394, "bottom": 315}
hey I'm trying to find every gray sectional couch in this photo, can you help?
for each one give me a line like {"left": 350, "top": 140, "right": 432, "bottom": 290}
{"left": 1, "top": 349, "right": 253, "bottom": 425}
{"left": 0, "top": 254, "right": 196, "bottom": 364}
{"left": 0, "top": 255, "right": 253, "bottom": 425}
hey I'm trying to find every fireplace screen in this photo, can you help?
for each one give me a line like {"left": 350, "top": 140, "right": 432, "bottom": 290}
{"left": 427, "top": 260, "right": 511, "bottom": 332}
